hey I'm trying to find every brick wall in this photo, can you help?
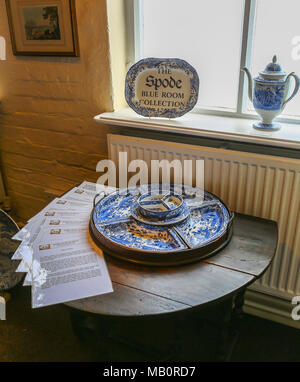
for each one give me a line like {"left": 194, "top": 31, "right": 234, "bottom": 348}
{"left": 0, "top": 0, "right": 113, "bottom": 220}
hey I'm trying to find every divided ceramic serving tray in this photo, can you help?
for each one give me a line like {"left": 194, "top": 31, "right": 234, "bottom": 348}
{"left": 89, "top": 184, "right": 234, "bottom": 266}
{"left": 0, "top": 209, "right": 23, "bottom": 290}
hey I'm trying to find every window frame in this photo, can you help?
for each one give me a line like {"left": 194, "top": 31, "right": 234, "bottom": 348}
{"left": 125, "top": 0, "right": 300, "bottom": 126}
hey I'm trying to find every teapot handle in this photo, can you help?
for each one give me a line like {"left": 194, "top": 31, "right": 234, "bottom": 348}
{"left": 282, "top": 72, "right": 300, "bottom": 108}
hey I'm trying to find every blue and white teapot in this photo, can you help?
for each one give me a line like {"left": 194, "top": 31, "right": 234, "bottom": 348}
{"left": 242, "top": 55, "right": 300, "bottom": 130}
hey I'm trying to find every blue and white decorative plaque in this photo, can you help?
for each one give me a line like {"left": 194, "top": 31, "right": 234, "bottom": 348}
{"left": 125, "top": 58, "right": 199, "bottom": 118}
{"left": 90, "top": 184, "right": 233, "bottom": 266}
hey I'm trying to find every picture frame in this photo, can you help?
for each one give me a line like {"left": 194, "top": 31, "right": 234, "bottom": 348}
{"left": 5, "top": 0, "right": 79, "bottom": 56}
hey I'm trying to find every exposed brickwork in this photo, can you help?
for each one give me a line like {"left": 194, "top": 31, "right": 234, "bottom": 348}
{"left": 0, "top": 0, "right": 113, "bottom": 220}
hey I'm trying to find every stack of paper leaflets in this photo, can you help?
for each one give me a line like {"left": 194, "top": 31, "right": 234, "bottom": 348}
{"left": 12, "top": 181, "right": 114, "bottom": 308}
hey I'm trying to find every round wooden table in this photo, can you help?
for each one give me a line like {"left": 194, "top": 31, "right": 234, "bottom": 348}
{"left": 66, "top": 213, "right": 277, "bottom": 361}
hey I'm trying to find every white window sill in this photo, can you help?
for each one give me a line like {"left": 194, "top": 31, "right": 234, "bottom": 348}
{"left": 94, "top": 108, "right": 300, "bottom": 150}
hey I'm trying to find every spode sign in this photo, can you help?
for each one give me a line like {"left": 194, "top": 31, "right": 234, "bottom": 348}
{"left": 125, "top": 58, "right": 199, "bottom": 118}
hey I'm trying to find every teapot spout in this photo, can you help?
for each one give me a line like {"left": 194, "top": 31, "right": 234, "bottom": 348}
{"left": 242, "top": 67, "right": 253, "bottom": 101}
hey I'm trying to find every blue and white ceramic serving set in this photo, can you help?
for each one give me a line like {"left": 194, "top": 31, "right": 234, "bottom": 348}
{"left": 137, "top": 192, "right": 184, "bottom": 220}
{"left": 90, "top": 184, "right": 233, "bottom": 266}
{"left": 242, "top": 55, "right": 300, "bottom": 131}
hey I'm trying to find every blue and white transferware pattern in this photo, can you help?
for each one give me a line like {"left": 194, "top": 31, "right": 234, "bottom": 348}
{"left": 242, "top": 55, "right": 300, "bottom": 130}
{"left": 131, "top": 198, "right": 191, "bottom": 226}
{"left": 91, "top": 184, "right": 231, "bottom": 257}
{"left": 174, "top": 202, "right": 229, "bottom": 249}
{"left": 125, "top": 58, "right": 199, "bottom": 118}
{"left": 0, "top": 210, "right": 23, "bottom": 290}
{"left": 137, "top": 191, "right": 184, "bottom": 220}
{"left": 98, "top": 220, "right": 186, "bottom": 252}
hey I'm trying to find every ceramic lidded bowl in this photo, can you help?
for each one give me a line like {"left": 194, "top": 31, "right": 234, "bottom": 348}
{"left": 137, "top": 192, "right": 184, "bottom": 220}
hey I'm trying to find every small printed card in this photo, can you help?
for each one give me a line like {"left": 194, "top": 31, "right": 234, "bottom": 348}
{"left": 11, "top": 181, "right": 114, "bottom": 308}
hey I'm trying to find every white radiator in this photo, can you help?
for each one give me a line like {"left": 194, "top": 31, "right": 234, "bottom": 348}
{"left": 108, "top": 134, "right": 300, "bottom": 327}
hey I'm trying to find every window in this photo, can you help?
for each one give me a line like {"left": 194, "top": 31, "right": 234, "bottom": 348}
{"left": 127, "top": 0, "right": 300, "bottom": 122}
{"left": 250, "top": 0, "right": 300, "bottom": 118}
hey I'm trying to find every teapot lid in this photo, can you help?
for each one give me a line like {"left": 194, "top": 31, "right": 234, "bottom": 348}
{"left": 259, "top": 55, "right": 286, "bottom": 80}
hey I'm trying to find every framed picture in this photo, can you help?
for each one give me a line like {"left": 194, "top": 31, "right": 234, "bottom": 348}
{"left": 5, "top": 0, "right": 79, "bottom": 56}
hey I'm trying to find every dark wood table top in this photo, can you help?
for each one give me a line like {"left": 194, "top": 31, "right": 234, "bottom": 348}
{"left": 66, "top": 213, "right": 277, "bottom": 317}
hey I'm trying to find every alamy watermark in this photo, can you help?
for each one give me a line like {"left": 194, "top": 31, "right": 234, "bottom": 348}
{"left": 95, "top": 152, "right": 204, "bottom": 196}
{"left": 291, "top": 296, "right": 300, "bottom": 321}
{"left": 0, "top": 297, "right": 5, "bottom": 320}
{"left": 291, "top": 36, "right": 300, "bottom": 61}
